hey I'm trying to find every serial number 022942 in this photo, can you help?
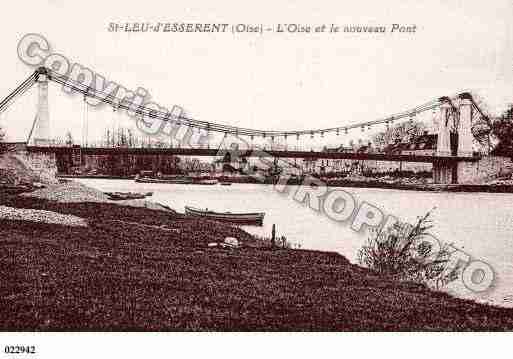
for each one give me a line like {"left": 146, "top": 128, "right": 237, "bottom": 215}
{"left": 4, "top": 346, "right": 36, "bottom": 354}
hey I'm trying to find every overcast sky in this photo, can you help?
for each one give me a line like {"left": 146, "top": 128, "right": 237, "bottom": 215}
{"left": 0, "top": 0, "right": 511, "bottom": 147}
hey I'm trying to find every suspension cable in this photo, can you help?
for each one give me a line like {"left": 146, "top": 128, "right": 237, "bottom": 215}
{"left": 48, "top": 69, "right": 442, "bottom": 137}
{"left": 44, "top": 68, "right": 489, "bottom": 140}
{"left": 0, "top": 72, "right": 37, "bottom": 114}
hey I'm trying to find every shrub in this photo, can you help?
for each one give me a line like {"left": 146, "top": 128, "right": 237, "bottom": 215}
{"left": 357, "top": 211, "right": 461, "bottom": 290}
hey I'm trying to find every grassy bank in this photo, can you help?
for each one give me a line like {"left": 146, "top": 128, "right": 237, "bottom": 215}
{"left": 2, "top": 194, "right": 513, "bottom": 330}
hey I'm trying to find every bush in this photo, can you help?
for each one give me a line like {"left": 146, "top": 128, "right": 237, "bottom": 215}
{"left": 357, "top": 211, "right": 461, "bottom": 290}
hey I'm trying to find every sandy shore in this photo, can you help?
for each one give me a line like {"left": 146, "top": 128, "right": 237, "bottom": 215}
{"left": 21, "top": 181, "right": 173, "bottom": 211}
{"left": 0, "top": 205, "right": 87, "bottom": 227}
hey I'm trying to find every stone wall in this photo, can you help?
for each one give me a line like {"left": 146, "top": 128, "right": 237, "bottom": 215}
{"left": 457, "top": 155, "right": 513, "bottom": 184}
{"left": 311, "top": 158, "right": 432, "bottom": 174}
{"left": 14, "top": 151, "right": 59, "bottom": 184}
{"left": 0, "top": 144, "right": 58, "bottom": 185}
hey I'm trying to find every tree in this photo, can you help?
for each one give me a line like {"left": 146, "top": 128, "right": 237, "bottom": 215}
{"left": 490, "top": 104, "right": 513, "bottom": 156}
{"left": 372, "top": 121, "right": 426, "bottom": 150}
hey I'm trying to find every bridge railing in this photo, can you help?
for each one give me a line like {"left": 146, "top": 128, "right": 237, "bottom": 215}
{"left": 28, "top": 142, "right": 481, "bottom": 161}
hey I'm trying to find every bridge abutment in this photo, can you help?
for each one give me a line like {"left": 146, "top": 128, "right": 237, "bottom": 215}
{"left": 433, "top": 156, "right": 513, "bottom": 185}
{"left": 2, "top": 143, "right": 58, "bottom": 184}
{"left": 433, "top": 162, "right": 456, "bottom": 184}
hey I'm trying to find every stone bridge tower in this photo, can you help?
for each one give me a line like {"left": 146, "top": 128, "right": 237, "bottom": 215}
{"left": 433, "top": 93, "right": 475, "bottom": 184}
{"left": 29, "top": 67, "right": 50, "bottom": 146}
{"left": 457, "top": 92, "right": 474, "bottom": 158}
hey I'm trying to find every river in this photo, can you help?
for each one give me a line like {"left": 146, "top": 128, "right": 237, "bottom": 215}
{"left": 78, "top": 178, "right": 513, "bottom": 308}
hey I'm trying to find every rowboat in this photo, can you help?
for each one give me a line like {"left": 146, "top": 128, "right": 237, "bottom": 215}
{"left": 135, "top": 176, "right": 193, "bottom": 184}
{"left": 105, "top": 191, "right": 153, "bottom": 201}
{"left": 192, "top": 179, "right": 218, "bottom": 185}
{"left": 184, "top": 206, "right": 265, "bottom": 226}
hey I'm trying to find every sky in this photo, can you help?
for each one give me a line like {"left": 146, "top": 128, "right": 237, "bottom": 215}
{"left": 0, "top": 0, "right": 511, "bottom": 147}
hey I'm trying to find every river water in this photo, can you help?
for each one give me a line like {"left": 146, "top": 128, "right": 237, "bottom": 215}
{"left": 78, "top": 178, "right": 513, "bottom": 308}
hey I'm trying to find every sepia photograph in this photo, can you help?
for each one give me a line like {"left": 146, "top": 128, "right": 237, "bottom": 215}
{"left": 0, "top": 0, "right": 512, "bottom": 356}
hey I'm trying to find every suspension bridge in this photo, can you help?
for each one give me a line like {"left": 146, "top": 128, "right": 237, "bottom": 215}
{"left": 0, "top": 66, "right": 495, "bottom": 184}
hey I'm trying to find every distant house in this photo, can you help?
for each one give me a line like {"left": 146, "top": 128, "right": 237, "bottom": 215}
{"left": 213, "top": 152, "right": 249, "bottom": 174}
{"left": 302, "top": 133, "right": 439, "bottom": 175}
{"left": 384, "top": 131, "right": 437, "bottom": 156}
{"left": 323, "top": 145, "right": 353, "bottom": 153}
{"left": 355, "top": 141, "right": 375, "bottom": 154}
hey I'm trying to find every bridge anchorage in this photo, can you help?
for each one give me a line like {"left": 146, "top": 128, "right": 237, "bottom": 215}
{"left": 0, "top": 67, "right": 496, "bottom": 185}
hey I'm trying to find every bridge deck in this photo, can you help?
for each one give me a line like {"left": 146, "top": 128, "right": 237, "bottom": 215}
{"left": 25, "top": 146, "right": 479, "bottom": 163}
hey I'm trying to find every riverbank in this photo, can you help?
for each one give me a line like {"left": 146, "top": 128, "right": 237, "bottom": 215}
{"left": 2, "top": 185, "right": 513, "bottom": 330}
{"left": 58, "top": 174, "right": 513, "bottom": 193}
{"left": 324, "top": 179, "right": 513, "bottom": 193}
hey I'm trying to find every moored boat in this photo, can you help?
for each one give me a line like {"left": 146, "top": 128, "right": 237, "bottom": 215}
{"left": 105, "top": 191, "right": 150, "bottom": 201}
{"left": 135, "top": 176, "right": 193, "bottom": 184}
{"left": 184, "top": 206, "right": 265, "bottom": 226}
{"left": 192, "top": 179, "right": 218, "bottom": 185}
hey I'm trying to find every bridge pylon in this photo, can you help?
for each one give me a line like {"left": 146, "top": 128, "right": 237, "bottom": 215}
{"left": 433, "top": 93, "right": 479, "bottom": 184}
{"left": 457, "top": 92, "right": 474, "bottom": 158}
{"left": 436, "top": 98, "right": 452, "bottom": 157}
{"left": 28, "top": 67, "right": 51, "bottom": 146}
